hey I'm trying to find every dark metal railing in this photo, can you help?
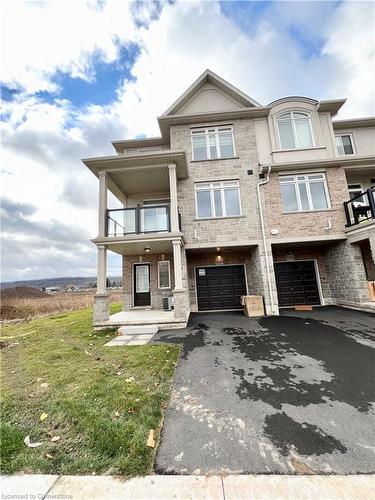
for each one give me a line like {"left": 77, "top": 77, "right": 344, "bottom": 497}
{"left": 106, "top": 204, "right": 178, "bottom": 236}
{"left": 343, "top": 188, "right": 375, "bottom": 227}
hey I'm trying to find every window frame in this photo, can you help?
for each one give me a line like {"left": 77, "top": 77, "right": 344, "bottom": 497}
{"left": 194, "top": 180, "right": 242, "bottom": 219}
{"left": 335, "top": 133, "right": 356, "bottom": 156}
{"left": 275, "top": 110, "right": 315, "bottom": 150}
{"left": 157, "top": 260, "right": 171, "bottom": 290}
{"left": 191, "top": 125, "right": 236, "bottom": 161}
{"left": 279, "top": 172, "right": 331, "bottom": 213}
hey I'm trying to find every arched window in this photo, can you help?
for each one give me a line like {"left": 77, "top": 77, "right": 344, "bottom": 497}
{"left": 276, "top": 111, "right": 314, "bottom": 149}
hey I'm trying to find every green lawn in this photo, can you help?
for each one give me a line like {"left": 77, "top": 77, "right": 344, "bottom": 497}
{"left": 0, "top": 305, "right": 180, "bottom": 476}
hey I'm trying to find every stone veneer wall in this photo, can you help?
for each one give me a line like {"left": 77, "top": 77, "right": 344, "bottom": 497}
{"left": 272, "top": 245, "right": 333, "bottom": 305}
{"left": 359, "top": 239, "right": 375, "bottom": 281}
{"left": 325, "top": 241, "right": 370, "bottom": 304}
{"left": 122, "top": 254, "right": 174, "bottom": 310}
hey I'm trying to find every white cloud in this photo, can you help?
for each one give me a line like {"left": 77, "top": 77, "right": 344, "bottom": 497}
{"left": 1, "top": 0, "right": 374, "bottom": 281}
{"left": 1, "top": 0, "right": 137, "bottom": 93}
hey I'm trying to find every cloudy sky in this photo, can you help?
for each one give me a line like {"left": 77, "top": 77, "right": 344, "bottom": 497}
{"left": 1, "top": 0, "right": 374, "bottom": 282}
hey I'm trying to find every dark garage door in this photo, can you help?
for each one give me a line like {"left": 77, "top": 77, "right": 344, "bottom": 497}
{"left": 196, "top": 265, "right": 247, "bottom": 311}
{"left": 274, "top": 260, "right": 321, "bottom": 307}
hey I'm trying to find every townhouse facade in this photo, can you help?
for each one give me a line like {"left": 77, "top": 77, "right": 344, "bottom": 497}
{"left": 82, "top": 70, "right": 375, "bottom": 329}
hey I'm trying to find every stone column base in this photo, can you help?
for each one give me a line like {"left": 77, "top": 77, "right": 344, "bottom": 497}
{"left": 173, "top": 288, "right": 188, "bottom": 322}
{"left": 93, "top": 293, "right": 110, "bottom": 323}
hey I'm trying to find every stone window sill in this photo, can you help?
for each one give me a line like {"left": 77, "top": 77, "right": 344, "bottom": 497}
{"left": 193, "top": 215, "right": 246, "bottom": 221}
{"left": 191, "top": 157, "right": 240, "bottom": 163}
{"left": 282, "top": 208, "right": 333, "bottom": 215}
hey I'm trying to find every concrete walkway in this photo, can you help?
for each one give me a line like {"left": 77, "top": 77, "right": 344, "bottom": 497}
{"left": 1, "top": 474, "right": 374, "bottom": 499}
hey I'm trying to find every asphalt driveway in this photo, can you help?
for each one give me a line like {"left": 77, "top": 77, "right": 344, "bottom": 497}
{"left": 153, "top": 307, "right": 375, "bottom": 474}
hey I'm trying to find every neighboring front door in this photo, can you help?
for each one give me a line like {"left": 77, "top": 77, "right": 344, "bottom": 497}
{"left": 274, "top": 260, "right": 321, "bottom": 307}
{"left": 195, "top": 265, "right": 247, "bottom": 311}
{"left": 134, "top": 263, "right": 151, "bottom": 307}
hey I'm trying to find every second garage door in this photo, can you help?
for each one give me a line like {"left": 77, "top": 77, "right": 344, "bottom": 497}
{"left": 196, "top": 265, "right": 247, "bottom": 311}
{"left": 274, "top": 260, "right": 321, "bottom": 307}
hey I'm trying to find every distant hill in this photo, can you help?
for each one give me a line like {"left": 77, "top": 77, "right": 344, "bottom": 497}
{"left": 0, "top": 276, "right": 122, "bottom": 290}
{"left": 1, "top": 286, "right": 47, "bottom": 299}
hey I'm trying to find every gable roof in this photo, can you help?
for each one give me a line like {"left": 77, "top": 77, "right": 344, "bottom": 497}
{"left": 162, "top": 69, "right": 261, "bottom": 116}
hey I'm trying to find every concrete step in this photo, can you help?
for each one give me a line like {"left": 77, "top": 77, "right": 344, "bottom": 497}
{"left": 118, "top": 325, "right": 159, "bottom": 336}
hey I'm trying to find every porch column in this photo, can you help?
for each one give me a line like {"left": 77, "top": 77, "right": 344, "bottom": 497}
{"left": 168, "top": 164, "right": 179, "bottom": 232}
{"left": 96, "top": 245, "right": 107, "bottom": 294}
{"left": 94, "top": 244, "right": 109, "bottom": 323}
{"left": 172, "top": 239, "right": 183, "bottom": 290}
{"left": 98, "top": 171, "right": 108, "bottom": 237}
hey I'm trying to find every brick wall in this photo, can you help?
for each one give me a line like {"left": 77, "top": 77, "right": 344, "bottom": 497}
{"left": 265, "top": 167, "right": 348, "bottom": 240}
{"left": 170, "top": 119, "right": 263, "bottom": 245}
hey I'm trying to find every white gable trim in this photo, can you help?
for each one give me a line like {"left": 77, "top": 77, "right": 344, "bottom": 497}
{"left": 162, "top": 69, "right": 261, "bottom": 116}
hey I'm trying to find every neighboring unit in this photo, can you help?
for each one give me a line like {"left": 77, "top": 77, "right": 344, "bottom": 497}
{"left": 82, "top": 70, "right": 375, "bottom": 328}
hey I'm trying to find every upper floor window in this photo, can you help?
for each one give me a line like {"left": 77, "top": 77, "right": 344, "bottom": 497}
{"left": 191, "top": 126, "right": 235, "bottom": 160}
{"left": 195, "top": 180, "right": 241, "bottom": 219}
{"left": 336, "top": 134, "right": 354, "bottom": 155}
{"left": 279, "top": 173, "right": 330, "bottom": 212}
{"left": 276, "top": 111, "right": 314, "bottom": 149}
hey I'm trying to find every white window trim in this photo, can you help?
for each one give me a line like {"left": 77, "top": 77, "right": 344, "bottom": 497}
{"left": 279, "top": 173, "right": 331, "bottom": 213}
{"left": 348, "top": 183, "right": 362, "bottom": 194}
{"left": 335, "top": 133, "right": 356, "bottom": 156}
{"left": 275, "top": 110, "right": 316, "bottom": 150}
{"left": 194, "top": 180, "right": 242, "bottom": 219}
{"left": 158, "top": 260, "right": 171, "bottom": 289}
{"left": 191, "top": 125, "right": 236, "bottom": 161}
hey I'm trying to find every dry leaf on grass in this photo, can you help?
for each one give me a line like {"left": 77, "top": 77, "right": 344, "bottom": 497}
{"left": 147, "top": 430, "right": 155, "bottom": 448}
{"left": 45, "top": 453, "right": 54, "bottom": 459}
{"left": 114, "top": 411, "right": 120, "bottom": 418}
{"left": 40, "top": 412, "right": 48, "bottom": 421}
{"left": 40, "top": 383, "right": 49, "bottom": 388}
{"left": 51, "top": 436, "right": 60, "bottom": 442}
{"left": 24, "top": 435, "right": 42, "bottom": 448}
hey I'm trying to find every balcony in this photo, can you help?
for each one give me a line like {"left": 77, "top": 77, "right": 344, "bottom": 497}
{"left": 344, "top": 188, "right": 375, "bottom": 227}
{"left": 106, "top": 204, "right": 181, "bottom": 237}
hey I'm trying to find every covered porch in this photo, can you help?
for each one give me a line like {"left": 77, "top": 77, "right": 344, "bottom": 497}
{"left": 93, "top": 236, "right": 189, "bottom": 330}
{"left": 81, "top": 149, "right": 190, "bottom": 329}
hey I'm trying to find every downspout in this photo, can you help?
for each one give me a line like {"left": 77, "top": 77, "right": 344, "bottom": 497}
{"left": 256, "top": 165, "right": 276, "bottom": 315}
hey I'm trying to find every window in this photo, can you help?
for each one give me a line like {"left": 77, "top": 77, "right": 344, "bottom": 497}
{"left": 158, "top": 261, "right": 171, "bottom": 289}
{"left": 276, "top": 111, "right": 314, "bottom": 149}
{"left": 195, "top": 180, "right": 241, "bottom": 218}
{"left": 347, "top": 184, "right": 363, "bottom": 200}
{"left": 280, "top": 173, "right": 330, "bottom": 212}
{"left": 336, "top": 134, "right": 354, "bottom": 155}
{"left": 347, "top": 183, "right": 365, "bottom": 204}
{"left": 191, "top": 126, "right": 235, "bottom": 160}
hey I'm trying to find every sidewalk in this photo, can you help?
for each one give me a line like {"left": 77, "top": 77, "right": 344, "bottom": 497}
{"left": 1, "top": 474, "right": 374, "bottom": 499}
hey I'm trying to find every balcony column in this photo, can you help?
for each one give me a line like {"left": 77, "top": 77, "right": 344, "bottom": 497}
{"left": 98, "top": 171, "right": 108, "bottom": 237}
{"left": 168, "top": 164, "right": 179, "bottom": 232}
{"left": 172, "top": 239, "right": 183, "bottom": 290}
{"left": 94, "top": 244, "right": 109, "bottom": 323}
